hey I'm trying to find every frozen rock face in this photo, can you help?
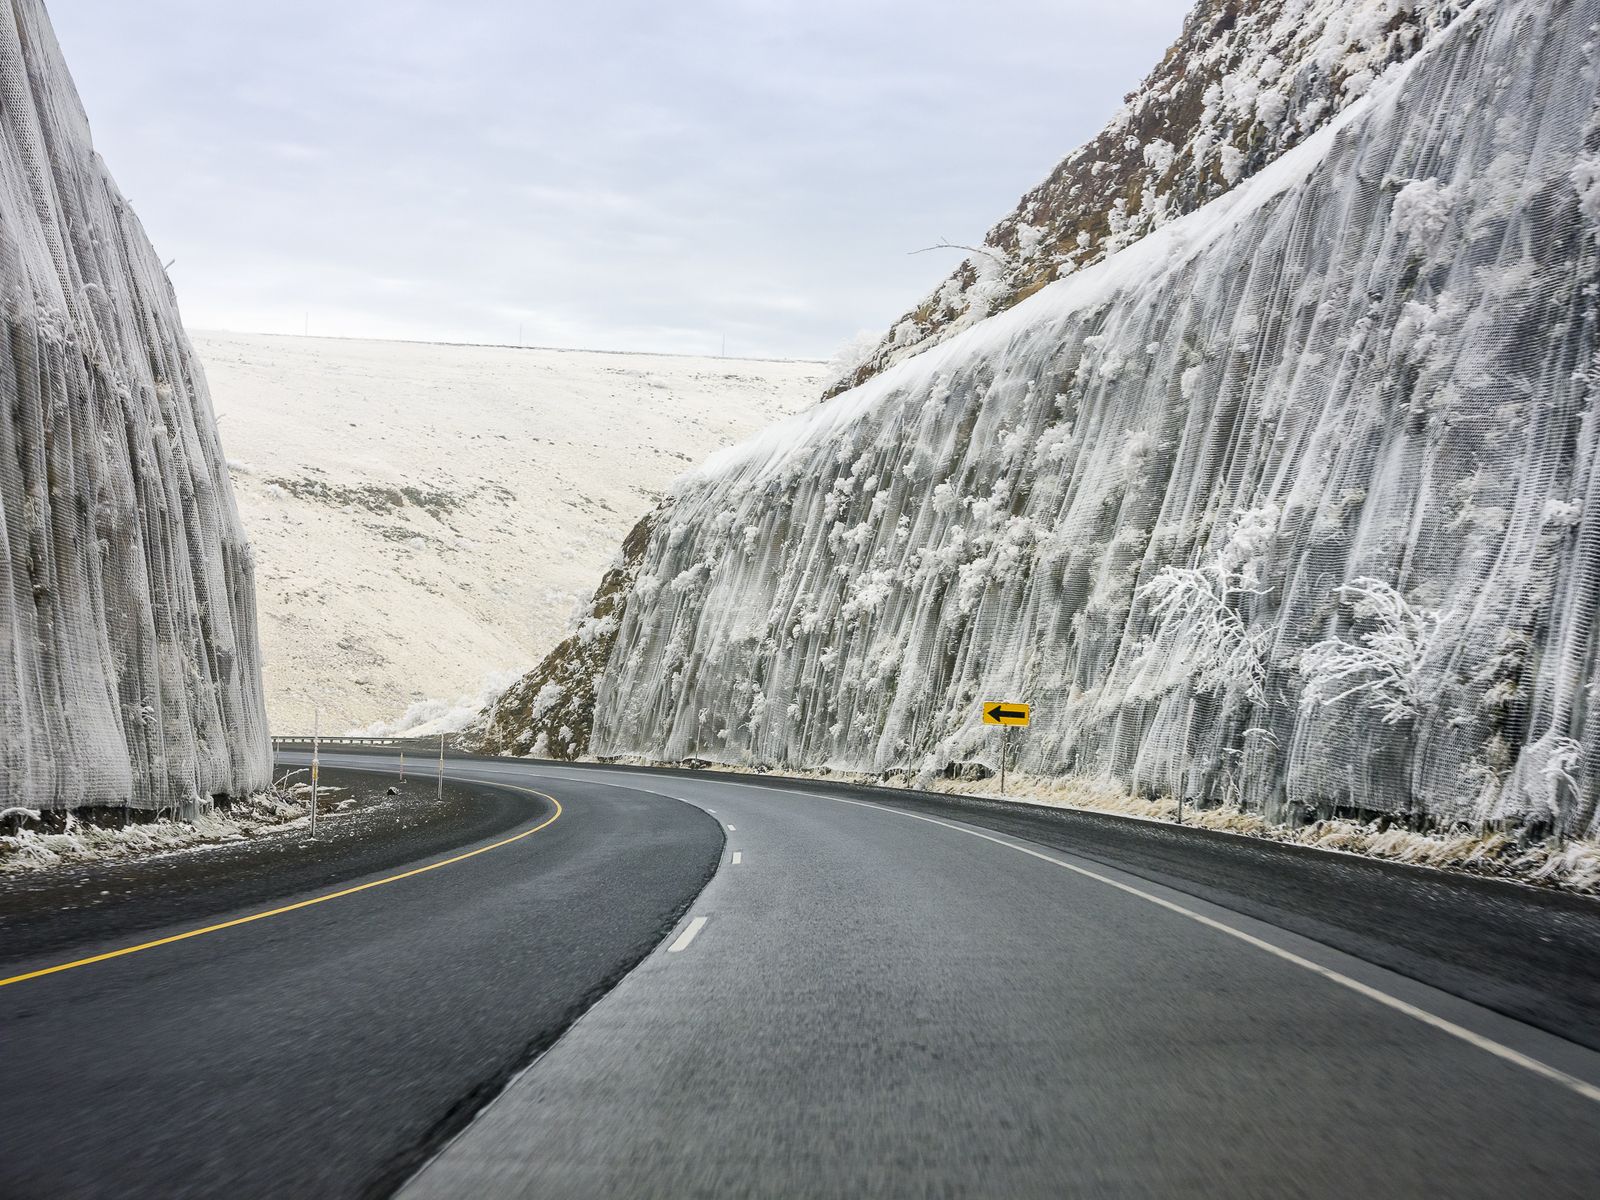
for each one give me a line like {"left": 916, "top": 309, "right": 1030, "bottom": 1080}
{"left": 831, "top": 0, "right": 1470, "bottom": 397}
{"left": 584, "top": 0, "right": 1600, "bottom": 838}
{"left": 0, "top": 1, "right": 270, "bottom": 813}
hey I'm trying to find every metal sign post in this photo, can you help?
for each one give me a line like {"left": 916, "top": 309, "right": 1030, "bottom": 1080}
{"left": 982, "top": 702, "right": 1030, "bottom": 797}
{"left": 1177, "top": 695, "right": 1197, "bottom": 826}
{"left": 310, "top": 709, "right": 320, "bottom": 837}
{"left": 1001, "top": 727, "right": 1009, "bottom": 795}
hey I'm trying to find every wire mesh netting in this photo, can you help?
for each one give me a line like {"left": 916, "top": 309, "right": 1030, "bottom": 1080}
{"left": 0, "top": 0, "right": 270, "bottom": 814}
{"left": 591, "top": 0, "right": 1600, "bottom": 838}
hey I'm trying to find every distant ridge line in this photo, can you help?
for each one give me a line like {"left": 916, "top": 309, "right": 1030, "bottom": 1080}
{"left": 191, "top": 328, "right": 826, "bottom": 367}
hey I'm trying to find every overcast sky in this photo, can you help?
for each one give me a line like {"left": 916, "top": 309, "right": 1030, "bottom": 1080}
{"left": 51, "top": 1, "right": 1190, "bottom": 361}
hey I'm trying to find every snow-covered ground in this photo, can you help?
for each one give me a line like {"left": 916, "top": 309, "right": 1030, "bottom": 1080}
{"left": 196, "top": 332, "right": 822, "bottom": 734}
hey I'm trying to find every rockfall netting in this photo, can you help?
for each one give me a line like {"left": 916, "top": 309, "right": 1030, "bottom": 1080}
{"left": 0, "top": 0, "right": 270, "bottom": 813}
{"left": 590, "top": 0, "right": 1600, "bottom": 838}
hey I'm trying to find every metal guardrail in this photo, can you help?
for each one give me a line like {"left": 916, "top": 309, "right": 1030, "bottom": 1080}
{"left": 270, "top": 736, "right": 442, "bottom": 835}
{"left": 270, "top": 736, "right": 401, "bottom": 746}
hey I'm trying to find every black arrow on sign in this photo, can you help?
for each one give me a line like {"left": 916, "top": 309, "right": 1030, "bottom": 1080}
{"left": 986, "top": 704, "right": 1026, "bottom": 722}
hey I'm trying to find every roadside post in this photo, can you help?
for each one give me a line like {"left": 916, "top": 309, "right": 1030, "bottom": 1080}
{"left": 981, "top": 702, "right": 1030, "bottom": 795}
{"left": 1178, "top": 695, "right": 1196, "bottom": 826}
{"left": 437, "top": 733, "right": 444, "bottom": 802}
{"left": 399, "top": 748, "right": 405, "bottom": 782}
{"left": 310, "top": 710, "right": 320, "bottom": 837}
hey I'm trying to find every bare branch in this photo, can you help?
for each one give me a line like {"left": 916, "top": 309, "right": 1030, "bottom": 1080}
{"left": 909, "top": 240, "right": 1008, "bottom": 264}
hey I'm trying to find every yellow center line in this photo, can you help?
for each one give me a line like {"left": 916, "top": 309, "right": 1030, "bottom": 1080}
{"left": 0, "top": 783, "right": 562, "bottom": 990}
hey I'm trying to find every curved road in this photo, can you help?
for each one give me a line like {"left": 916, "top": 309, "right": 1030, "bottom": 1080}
{"left": 5, "top": 751, "right": 1600, "bottom": 1197}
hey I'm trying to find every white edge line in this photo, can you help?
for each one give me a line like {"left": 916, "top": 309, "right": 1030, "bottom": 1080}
{"left": 818, "top": 794, "right": 1600, "bottom": 1106}
{"left": 499, "top": 763, "right": 1600, "bottom": 1103}
{"left": 668, "top": 915, "right": 708, "bottom": 953}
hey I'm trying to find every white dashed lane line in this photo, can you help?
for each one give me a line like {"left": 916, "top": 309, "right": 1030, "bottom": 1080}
{"left": 732, "top": 851, "right": 742, "bottom": 865}
{"left": 668, "top": 917, "right": 708, "bottom": 954}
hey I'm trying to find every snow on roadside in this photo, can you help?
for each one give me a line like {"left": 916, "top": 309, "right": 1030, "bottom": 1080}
{"left": 916, "top": 775, "right": 1600, "bottom": 894}
{"left": 591, "top": 756, "right": 1600, "bottom": 894}
{"left": 0, "top": 780, "right": 345, "bottom": 874}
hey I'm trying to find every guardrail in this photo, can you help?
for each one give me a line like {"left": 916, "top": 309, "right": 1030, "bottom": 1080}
{"left": 270, "top": 736, "right": 402, "bottom": 746}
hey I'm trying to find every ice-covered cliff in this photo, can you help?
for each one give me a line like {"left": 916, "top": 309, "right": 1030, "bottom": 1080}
{"left": 0, "top": 0, "right": 270, "bottom": 814}
{"left": 485, "top": 0, "right": 1600, "bottom": 839}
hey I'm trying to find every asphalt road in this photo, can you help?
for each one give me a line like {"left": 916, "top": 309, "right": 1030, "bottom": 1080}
{"left": 0, "top": 762, "right": 722, "bottom": 1199}
{"left": 6, "top": 751, "right": 1600, "bottom": 1197}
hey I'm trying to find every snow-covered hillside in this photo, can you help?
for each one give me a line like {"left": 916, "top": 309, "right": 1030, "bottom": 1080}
{"left": 0, "top": 2, "right": 269, "bottom": 813}
{"left": 487, "top": 0, "right": 1600, "bottom": 840}
{"left": 198, "top": 332, "right": 821, "bottom": 734}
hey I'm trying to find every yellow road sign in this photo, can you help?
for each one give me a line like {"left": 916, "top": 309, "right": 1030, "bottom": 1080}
{"left": 982, "top": 702, "right": 1030, "bottom": 727}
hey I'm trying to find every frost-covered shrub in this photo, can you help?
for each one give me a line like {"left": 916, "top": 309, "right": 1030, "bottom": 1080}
{"left": 1299, "top": 579, "right": 1446, "bottom": 725}
{"left": 1571, "top": 156, "right": 1600, "bottom": 240}
{"left": 1391, "top": 178, "right": 1454, "bottom": 243}
{"left": 824, "top": 330, "right": 883, "bottom": 392}
{"left": 1133, "top": 505, "right": 1281, "bottom": 704}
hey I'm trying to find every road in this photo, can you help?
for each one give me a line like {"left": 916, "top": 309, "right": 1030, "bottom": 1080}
{"left": 6, "top": 751, "right": 1600, "bottom": 1197}
{"left": 0, "top": 763, "right": 721, "bottom": 1199}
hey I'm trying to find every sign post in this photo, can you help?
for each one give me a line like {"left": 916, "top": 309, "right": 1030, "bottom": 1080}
{"left": 981, "top": 702, "right": 1030, "bottom": 796}
{"left": 310, "top": 709, "right": 320, "bottom": 837}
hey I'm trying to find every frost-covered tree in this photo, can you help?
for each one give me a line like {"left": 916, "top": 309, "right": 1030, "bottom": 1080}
{"left": 1298, "top": 578, "right": 1446, "bottom": 724}
{"left": 1134, "top": 504, "right": 1279, "bottom": 705}
{"left": 823, "top": 330, "right": 884, "bottom": 393}
{"left": 1132, "top": 505, "right": 1278, "bottom": 817}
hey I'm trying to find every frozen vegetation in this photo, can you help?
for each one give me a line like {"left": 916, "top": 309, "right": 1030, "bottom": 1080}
{"left": 0, "top": 780, "right": 338, "bottom": 873}
{"left": 0, "top": 2, "right": 269, "bottom": 815}
{"left": 492, "top": 0, "right": 1600, "bottom": 846}
{"left": 198, "top": 332, "right": 821, "bottom": 734}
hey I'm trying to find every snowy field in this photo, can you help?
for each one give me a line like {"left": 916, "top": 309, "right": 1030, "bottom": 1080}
{"left": 197, "top": 332, "right": 822, "bottom": 734}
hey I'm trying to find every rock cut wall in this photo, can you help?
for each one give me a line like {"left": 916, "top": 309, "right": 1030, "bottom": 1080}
{"left": 581, "top": 0, "right": 1600, "bottom": 838}
{"left": 0, "top": 0, "right": 270, "bottom": 812}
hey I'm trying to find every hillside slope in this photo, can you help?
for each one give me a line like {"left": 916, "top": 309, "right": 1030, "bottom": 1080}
{"left": 829, "top": 0, "right": 1471, "bottom": 397}
{"left": 201, "top": 333, "right": 821, "bottom": 733}
{"left": 0, "top": 1, "right": 269, "bottom": 813}
{"left": 482, "top": 0, "right": 1600, "bottom": 841}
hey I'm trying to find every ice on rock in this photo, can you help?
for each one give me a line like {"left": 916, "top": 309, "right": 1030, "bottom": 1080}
{"left": 0, "top": 1, "right": 270, "bottom": 813}
{"left": 585, "top": 0, "right": 1600, "bottom": 838}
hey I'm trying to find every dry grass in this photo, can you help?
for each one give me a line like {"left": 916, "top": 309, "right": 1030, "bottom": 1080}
{"left": 600, "top": 756, "right": 1600, "bottom": 894}
{"left": 924, "top": 775, "right": 1600, "bottom": 893}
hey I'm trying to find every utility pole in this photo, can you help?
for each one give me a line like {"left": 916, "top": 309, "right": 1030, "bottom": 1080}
{"left": 310, "top": 709, "right": 320, "bottom": 836}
